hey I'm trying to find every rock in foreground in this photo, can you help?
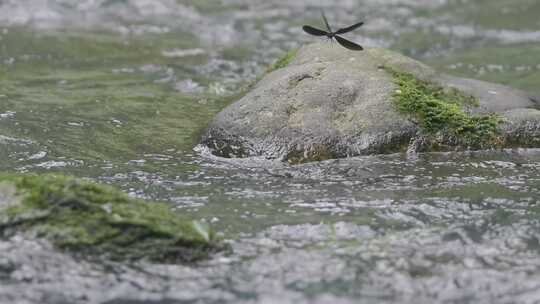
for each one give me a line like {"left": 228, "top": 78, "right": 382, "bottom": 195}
{"left": 0, "top": 174, "right": 218, "bottom": 263}
{"left": 201, "top": 43, "right": 540, "bottom": 163}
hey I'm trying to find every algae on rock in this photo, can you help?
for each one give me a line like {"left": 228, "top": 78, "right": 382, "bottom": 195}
{"left": 387, "top": 68, "right": 504, "bottom": 149}
{"left": 0, "top": 174, "right": 219, "bottom": 263}
{"left": 268, "top": 48, "right": 299, "bottom": 73}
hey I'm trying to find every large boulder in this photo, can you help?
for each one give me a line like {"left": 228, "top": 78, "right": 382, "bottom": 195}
{"left": 0, "top": 174, "right": 220, "bottom": 263}
{"left": 201, "top": 43, "right": 540, "bottom": 163}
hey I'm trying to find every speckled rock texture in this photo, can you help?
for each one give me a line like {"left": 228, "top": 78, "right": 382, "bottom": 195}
{"left": 201, "top": 43, "right": 540, "bottom": 163}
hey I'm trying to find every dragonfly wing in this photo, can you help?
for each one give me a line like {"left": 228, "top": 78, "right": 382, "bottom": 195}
{"left": 321, "top": 11, "right": 333, "bottom": 32}
{"left": 303, "top": 25, "right": 328, "bottom": 36}
{"left": 335, "top": 22, "right": 364, "bottom": 35}
{"left": 335, "top": 35, "right": 364, "bottom": 51}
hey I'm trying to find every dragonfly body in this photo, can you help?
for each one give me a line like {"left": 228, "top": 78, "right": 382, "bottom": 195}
{"left": 302, "top": 12, "right": 364, "bottom": 51}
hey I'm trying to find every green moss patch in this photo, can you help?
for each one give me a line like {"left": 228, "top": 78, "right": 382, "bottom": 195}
{"left": 387, "top": 68, "right": 503, "bottom": 148}
{"left": 0, "top": 174, "right": 220, "bottom": 263}
{"left": 268, "top": 48, "right": 299, "bottom": 73}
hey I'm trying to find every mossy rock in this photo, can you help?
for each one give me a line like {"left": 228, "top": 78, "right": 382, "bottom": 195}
{"left": 0, "top": 174, "right": 220, "bottom": 263}
{"left": 201, "top": 43, "right": 540, "bottom": 163}
{"left": 387, "top": 68, "right": 504, "bottom": 150}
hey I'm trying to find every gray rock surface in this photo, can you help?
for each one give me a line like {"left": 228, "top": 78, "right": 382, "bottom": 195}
{"left": 201, "top": 43, "right": 540, "bottom": 163}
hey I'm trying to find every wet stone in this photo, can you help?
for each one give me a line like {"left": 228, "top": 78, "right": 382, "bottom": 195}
{"left": 201, "top": 43, "right": 540, "bottom": 163}
{"left": 0, "top": 174, "right": 221, "bottom": 263}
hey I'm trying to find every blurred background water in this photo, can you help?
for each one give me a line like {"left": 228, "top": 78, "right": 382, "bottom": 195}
{"left": 1, "top": 1, "right": 540, "bottom": 303}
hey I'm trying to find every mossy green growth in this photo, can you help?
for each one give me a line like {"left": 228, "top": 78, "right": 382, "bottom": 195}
{"left": 0, "top": 174, "right": 219, "bottom": 263}
{"left": 268, "top": 48, "right": 299, "bottom": 73}
{"left": 387, "top": 68, "right": 504, "bottom": 148}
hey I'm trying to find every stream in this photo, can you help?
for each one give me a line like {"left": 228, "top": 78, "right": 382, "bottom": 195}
{"left": 1, "top": 0, "right": 540, "bottom": 303}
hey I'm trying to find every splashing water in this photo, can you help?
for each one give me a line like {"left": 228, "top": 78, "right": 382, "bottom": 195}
{"left": 1, "top": 0, "right": 540, "bottom": 303}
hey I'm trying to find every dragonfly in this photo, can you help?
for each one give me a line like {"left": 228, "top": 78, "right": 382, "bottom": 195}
{"left": 302, "top": 12, "right": 364, "bottom": 51}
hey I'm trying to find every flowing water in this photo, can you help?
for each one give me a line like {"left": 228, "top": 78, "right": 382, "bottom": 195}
{"left": 1, "top": 1, "right": 540, "bottom": 303}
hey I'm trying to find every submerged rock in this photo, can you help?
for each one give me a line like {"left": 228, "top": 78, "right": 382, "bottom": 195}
{"left": 201, "top": 43, "right": 540, "bottom": 163}
{"left": 0, "top": 174, "right": 219, "bottom": 263}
